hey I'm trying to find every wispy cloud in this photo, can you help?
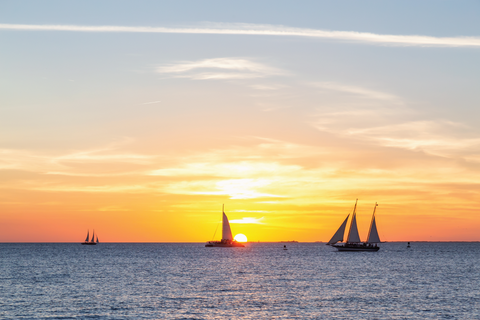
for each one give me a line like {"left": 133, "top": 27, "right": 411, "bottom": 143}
{"left": 157, "top": 58, "right": 282, "bottom": 80}
{"left": 229, "top": 217, "right": 265, "bottom": 224}
{"left": 312, "top": 88, "right": 480, "bottom": 160}
{"left": 149, "top": 161, "right": 302, "bottom": 178}
{"left": 312, "top": 82, "right": 400, "bottom": 102}
{"left": 0, "top": 139, "right": 155, "bottom": 174}
{"left": 249, "top": 84, "right": 285, "bottom": 91}
{"left": 28, "top": 184, "right": 152, "bottom": 193}
{"left": 165, "top": 179, "right": 283, "bottom": 200}
{"left": 98, "top": 206, "right": 130, "bottom": 212}
{"left": 141, "top": 100, "right": 161, "bottom": 105}
{"left": 347, "top": 120, "right": 480, "bottom": 157}
{"left": 1, "top": 23, "right": 480, "bottom": 47}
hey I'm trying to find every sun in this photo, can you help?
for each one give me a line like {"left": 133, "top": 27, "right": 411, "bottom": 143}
{"left": 234, "top": 234, "right": 248, "bottom": 242}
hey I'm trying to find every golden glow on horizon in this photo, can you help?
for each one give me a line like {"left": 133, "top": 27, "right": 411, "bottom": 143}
{"left": 1, "top": 137, "right": 480, "bottom": 242}
{"left": 234, "top": 234, "right": 248, "bottom": 242}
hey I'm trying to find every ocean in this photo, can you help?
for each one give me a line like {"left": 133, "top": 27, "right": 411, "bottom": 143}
{"left": 1, "top": 242, "right": 479, "bottom": 319}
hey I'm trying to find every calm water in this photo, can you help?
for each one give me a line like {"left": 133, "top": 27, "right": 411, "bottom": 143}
{"left": 1, "top": 242, "right": 479, "bottom": 319}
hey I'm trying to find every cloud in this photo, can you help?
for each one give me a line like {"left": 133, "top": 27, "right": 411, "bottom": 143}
{"left": 141, "top": 100, "right": 161, "bottom": 105}
{"left": 347, "top": 120, "right": 480, "bottom": 157}
{"left": 312, "top": 94, "right": 480, "bottom": 160}
{"left": 310, "top": 82, "right": 408, "bottom": 134}
{"left": 148, "top": 161, "right": 302, "bottom": 178}
{"left": 306, "top": 81, "right": 480, "bottom": 162}
{"left": 0, "top": 139, "right": 155, "bottom": 174}
{"left": 165, "top": 179, "right": 283, "bottom": 200}
{"left": 229, "top": 217, "right": 265, "bottom": 224}
{"left": 249, "top": 84, "right": 285, "bottom": 91}
{"left": 157, "top": 58, "right": 282, "bottom": 80}
{"left": 98, "top": 206, "right": 130, "bottom": 211}
{"left": 312, "top": 82, "right": 400, "bottom": 102}
{"left": 1, "top": 23, "right": 480, "bottom": 47}
{"left": 28, "top": 184, "right": 152, "bottom": 193}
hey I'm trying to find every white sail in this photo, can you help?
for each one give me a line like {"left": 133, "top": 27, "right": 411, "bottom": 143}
{"left": 85, "top": 230, "right": 89, "bottom": 242}
{"left": 367, "top": 203, "right": 381, "bottom": 243}
{"left": 346, "top": 213, "right": 361, "bottom": 243}
{"left": 327, "top": 214, "right": 350, "bottom": 245}
{"left": 222, "top": 211, "right": 233, "bottom": 241}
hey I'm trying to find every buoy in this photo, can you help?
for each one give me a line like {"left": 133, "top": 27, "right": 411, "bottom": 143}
{"left": 407, "top": 242, "right": 411, "bottom": 248}
{"left": 283, "top": 245, "right": 287, "bottom": 250}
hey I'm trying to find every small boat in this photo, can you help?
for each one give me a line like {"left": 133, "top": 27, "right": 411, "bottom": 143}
{"left": 205, "top": 205, "right": 245, "bottom": 248}
{"left": 81, "top": 230, "right": 99, "bottom": 245}
{"left": 327, "top": 200, "right": 380, "bottom": 252}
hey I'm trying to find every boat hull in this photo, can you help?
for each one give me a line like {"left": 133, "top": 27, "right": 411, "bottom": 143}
{"left": 81, "top": 242, "right": 97, "bottom": 245}
{"left": 333, "top": 244, "right": 379, "bottom": 252}
{"left": 205, "top": 241, "right": 244, "bottom": 247}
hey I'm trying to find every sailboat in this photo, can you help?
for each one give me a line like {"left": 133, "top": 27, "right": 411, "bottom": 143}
{"left": 205, "top": 205, "right": 245, "bottom": 247}
{"left": 81, "top": 229, "right": 98, "bottom": 245}
{"left": 327, "top": 200, "right": 381, "bottom": 251}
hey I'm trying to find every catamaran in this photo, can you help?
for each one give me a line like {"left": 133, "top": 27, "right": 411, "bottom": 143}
{"left": 81, "top": 230, "right": 99, "bottom": 245}
{"left": 327, "top": 200, "right": 381, "bottom": 251}
{"left": 205, "top": 205, "right": 245, "bottom": 247}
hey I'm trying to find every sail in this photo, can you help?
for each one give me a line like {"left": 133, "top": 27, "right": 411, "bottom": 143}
{"left": 327, "top": 214, "right": 350, "bottom": 245}
{"left": 367, "top": 216, "right": 381, "bottom": 243}
{"left": 85, "top": 230, "right": 89, "bottom": 242}
{"left": 222, "top": 212, "right": 233, "bottom": 241}
{"left": 366, "top": 203, "right": 381, "bottom": 243}
{"left": 346, "top": 213, "right": 361, "bottom": 243}
{"left": 91, "top": 230, "right": 95, "bottom": 243}
{"left": 96, "top": 236, "right": 99, "bottom": 243}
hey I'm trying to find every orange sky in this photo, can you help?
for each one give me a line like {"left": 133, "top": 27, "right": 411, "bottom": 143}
{"left": 1, "top": 4, "right": 480, "bottom": 242}
{"left": 1, "top": 133, "right": 479, "bottom": 242}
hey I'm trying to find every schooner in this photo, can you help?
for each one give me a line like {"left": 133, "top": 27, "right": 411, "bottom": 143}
{"left": 81, "top": 229, "right": 99, "bottom": 245}
{"left": 327, "top": 200, "right": 381, "bottom": 251}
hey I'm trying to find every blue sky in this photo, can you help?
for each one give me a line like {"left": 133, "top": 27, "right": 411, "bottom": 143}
{"left": 1, "top": 1, "right": 479, "bottom": 35}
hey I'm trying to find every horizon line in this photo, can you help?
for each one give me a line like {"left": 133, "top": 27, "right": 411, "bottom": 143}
{"left": 1, "top": 241, "right": 480, "bottom": 244}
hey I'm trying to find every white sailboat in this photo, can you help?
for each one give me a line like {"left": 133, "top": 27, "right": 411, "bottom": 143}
{"left": 327, "top": 200, "right": 380, "bottom": 251}
{"left": 81, "top": 229, "right": 98, "bottom": 245}
{"left": 205, "top": 205, "right": 245, "bottom": 247}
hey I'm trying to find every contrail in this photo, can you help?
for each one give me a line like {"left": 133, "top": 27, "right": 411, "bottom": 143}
{"left": 1, "top": 23, "right": 479, "bottom": 47}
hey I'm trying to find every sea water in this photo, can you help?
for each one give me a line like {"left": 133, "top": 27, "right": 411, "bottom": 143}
{"left": 1, "top": 242, "right": 479, "bottom": 319}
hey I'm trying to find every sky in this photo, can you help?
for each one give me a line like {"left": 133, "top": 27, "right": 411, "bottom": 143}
{"left": 1, "top": 0, "right": 480, "bottom": 242}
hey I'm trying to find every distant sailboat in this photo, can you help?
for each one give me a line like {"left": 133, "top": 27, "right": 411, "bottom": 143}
{"left": 81, "top": 229, "right": 98, "bottom": 245}
{"left": 205, "top": 205, "right": 245, "bottom": 247}
{"left": 327, "top": 200, "right": 380, "bottom": 251}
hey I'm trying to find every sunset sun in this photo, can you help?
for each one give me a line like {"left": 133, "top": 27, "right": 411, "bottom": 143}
{"left": 234, "top": 234, "right": 248, "bottom": 242}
